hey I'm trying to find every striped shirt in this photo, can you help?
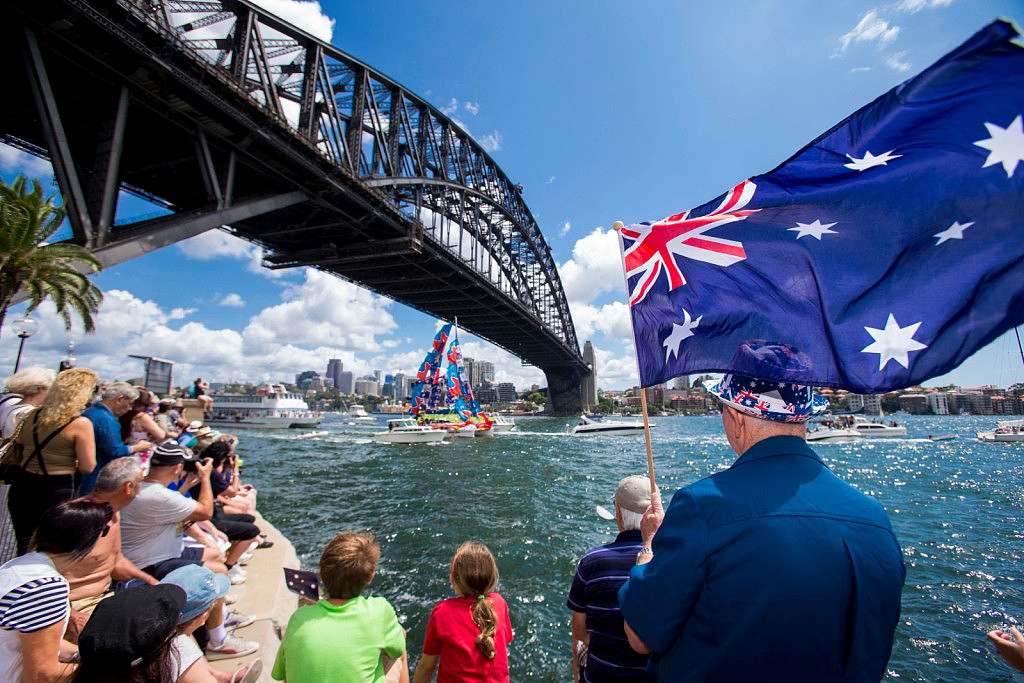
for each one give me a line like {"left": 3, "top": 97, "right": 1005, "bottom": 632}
{"left": 0, "top": 552, "right": 70, "bottom": 681}
{"left": 568, "top": 529, "right": 649, "bottom": 681}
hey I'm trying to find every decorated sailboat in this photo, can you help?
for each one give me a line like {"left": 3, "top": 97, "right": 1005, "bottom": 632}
{"left": 410, "top": 322, "right": 493, "bottom": 436}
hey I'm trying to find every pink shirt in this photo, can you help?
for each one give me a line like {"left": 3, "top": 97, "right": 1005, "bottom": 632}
{"left": 422, "top": 593, "right": 513, "bottom": 682}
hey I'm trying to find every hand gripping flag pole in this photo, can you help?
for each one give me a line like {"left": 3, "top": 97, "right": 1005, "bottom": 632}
{"left": 615, "top": 220, "right": 658, "bottom": 495}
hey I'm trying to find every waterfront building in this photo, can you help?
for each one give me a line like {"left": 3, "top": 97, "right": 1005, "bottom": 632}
{"left": 672, "top": 375, "right": 691, "bottom": 391}
{"left": 496, "top": 382, "right": 517, "bottom": 405}
{"left": 476, "top": 386, "right": 497, "bottom": 405}
{"left": 926, "top": 392, "right": 949, "bottom": 415}
{"left": 355, "top": 377, "right": 379, "bottom": 396}
{"left": 478, "top": 361, "right": 495, "bottom": 384}
{"left": 991, "top": 395, "right": 1024, "bottom": 414}
{"left": 337, "top": 371, "right": 354, "bottom": 394}
{"left": 582, "top": 341, "right": 598, "bottom": 411}
{"left": 898, "top": 394, "right": 929, "bottom": 414}
{"left": 463, "top": 357, "right": 479, "bottom": 388}
{"left": 848, "top": 393, "right": 883, "bottom": 414}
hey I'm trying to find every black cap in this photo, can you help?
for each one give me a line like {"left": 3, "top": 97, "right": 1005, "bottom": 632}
{"left": 78, "top": 584, "right": 186, "bottom": 668}
{"left": 149, "top": 441, "right": 198, "bottom": 467}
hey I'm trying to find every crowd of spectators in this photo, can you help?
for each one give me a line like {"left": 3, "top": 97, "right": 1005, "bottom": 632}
{"left": 0, "top": 367, "right": 267, "bottom": 682}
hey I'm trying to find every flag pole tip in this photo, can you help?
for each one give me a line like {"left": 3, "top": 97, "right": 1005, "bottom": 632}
{"left": 613, "top": 221, "right": 624, "bottom": 231}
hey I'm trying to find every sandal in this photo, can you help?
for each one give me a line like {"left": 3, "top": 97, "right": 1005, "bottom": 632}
{"left": 229, "top": 657, "right": 263, "bottom": 683}
{"left": 257, "top": 539, "right": 274, "bottom": 549}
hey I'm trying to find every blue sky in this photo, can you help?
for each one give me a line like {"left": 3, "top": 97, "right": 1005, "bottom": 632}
{"left": 2, "top": 0, "right": 1022, "bottom": 392}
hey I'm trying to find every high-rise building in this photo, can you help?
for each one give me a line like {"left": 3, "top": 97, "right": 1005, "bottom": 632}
{"left": 337, "top": 371, "right": 355, "bottom": 394}
{"left": 295, "top": 370, "right": 319, "bottom": 389}
{"left": 582, "top": 341, "right": 598, "bottom": 410}
{"left": 354, "top": 377, "right": 379, "bottom": 396}
{"left": 496, "top": 382, "right": 517, "bottom": 404}
{"left": 463, "top": 357, "right": 478, "bottom": 388}
{"left": 326, "top": 359, "right": 343, "bottom": 390}
{"left": 393, "top": 373, "right": 408, "bottom": 400}
{"left": 478, "top": 361, "right": 495, "bottom": 384}
{"left": 672, "top": 375, "right": 691, "bottom": 391}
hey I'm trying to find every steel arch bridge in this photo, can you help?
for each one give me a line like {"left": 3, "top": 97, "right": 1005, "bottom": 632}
{"left": 2, "top": 0, "right": 590, "bottom": 413}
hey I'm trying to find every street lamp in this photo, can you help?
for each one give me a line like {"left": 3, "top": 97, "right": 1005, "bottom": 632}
{"left": 11, "top": 315, "right": 39, "bottom": 373}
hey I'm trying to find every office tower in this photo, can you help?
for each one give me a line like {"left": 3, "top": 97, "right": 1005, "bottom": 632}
{"left": 326, "top": 359, "right": 343, "bottom": 389}
{"left": 672, "top": 375, "right": 691, "bottom": 391}
{"left": 463, "top": 357, "right": 478, "bottom": 388}
{"left": 337, "top": 371, "right": 355, "bottom": 394}
{"left": 478, "top": 361, "right": 495, "bottom": 384}
{"left": 582, "top": 341, "right": 598, "bottom": 410}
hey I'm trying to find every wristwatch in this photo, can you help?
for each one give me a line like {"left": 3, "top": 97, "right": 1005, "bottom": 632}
{"left": 635, "top": 547, "right": 653, "bottom": 564}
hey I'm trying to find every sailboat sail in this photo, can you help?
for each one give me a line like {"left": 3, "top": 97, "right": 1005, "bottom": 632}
{"left": 409, "top": 322, "right": 492, "bottom": 430}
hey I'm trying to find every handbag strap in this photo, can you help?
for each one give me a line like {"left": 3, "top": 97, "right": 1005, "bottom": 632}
{"left": 25, "top": 416, "right": 78, "bottom": 476}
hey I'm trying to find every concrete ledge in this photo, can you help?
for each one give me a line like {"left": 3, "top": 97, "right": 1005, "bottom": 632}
{"left": 207, "top": 512, "right": 299, "bottom": 682}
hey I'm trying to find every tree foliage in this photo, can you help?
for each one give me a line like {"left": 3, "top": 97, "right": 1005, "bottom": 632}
{"left": 0, "top": 176, "right": 103, "bottom": 335}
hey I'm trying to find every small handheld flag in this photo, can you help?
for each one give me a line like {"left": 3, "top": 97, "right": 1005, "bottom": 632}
{"left": 618, "top": 19, "right": 1024, "bottom": 392}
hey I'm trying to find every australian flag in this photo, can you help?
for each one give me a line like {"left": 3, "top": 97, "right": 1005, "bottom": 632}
{"left": 619, "top": 20, "right": 1024, "bottom": 392}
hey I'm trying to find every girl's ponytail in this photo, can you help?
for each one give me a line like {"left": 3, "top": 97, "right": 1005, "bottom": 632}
{"left": 472, "top": 594, "right": 498, "bottom": 660}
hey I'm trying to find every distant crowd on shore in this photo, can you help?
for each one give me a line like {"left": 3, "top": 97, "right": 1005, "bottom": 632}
{"left": 2, "top": 366, "right": 1023, "bottom": 682}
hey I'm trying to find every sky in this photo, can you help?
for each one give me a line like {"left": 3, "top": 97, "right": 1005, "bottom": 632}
{"left": 2, "top": 0, "right": 1023, "bottom": 392}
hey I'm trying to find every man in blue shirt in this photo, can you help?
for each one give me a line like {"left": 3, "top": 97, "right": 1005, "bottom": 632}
{"left": 80, "top": 383, "right": 151, "bottom": 494}
{"left": 619, "top": 374, "right": 905, "bottom": 681}
{"left": 568, "top": 476, "right": 651, "bottom": 682}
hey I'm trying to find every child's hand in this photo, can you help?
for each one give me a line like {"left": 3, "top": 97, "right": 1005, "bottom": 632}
{"left": 987, "top": 626, "right": 1024, "bottom": 672}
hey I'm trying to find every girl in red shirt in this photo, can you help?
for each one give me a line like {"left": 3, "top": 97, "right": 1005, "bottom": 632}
{"left": 413, "top": 542, "right": 514, "bottom": 682}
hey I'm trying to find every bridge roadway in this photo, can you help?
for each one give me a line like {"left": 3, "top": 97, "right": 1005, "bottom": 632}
{"left": 2, "top": 0, "right": 590, "bottom": 414}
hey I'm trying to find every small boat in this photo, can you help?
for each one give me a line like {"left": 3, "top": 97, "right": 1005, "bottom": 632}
{"left": 806, "top": 427, "right": 861, "bottom": 442}
{"left": 295, "top": 430, "right": 329, "bottom": 439}
{"left": 345, "top": 404, "right": 376, "bottom": 425}
{"left": 977, "top": 419, "right": 1024, "bottom": 443}
{"left": 927, "top": 434, "right": 956, "bottom": 442}
{"left": 490, "top": 415, "right": 516, "bottom": 432}
{"left": 374, "top": 418, "right": 447, "bottom": 444}
{"left": 849, "top": 416, "right": 907, "bottom": 437}
{"left": 569, "top": 414, "right": 652, "bottom": 436}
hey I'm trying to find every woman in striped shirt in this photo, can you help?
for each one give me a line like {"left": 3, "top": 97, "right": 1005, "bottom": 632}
{"left": 0, "top": 499, "right": 113, "bottom": 681}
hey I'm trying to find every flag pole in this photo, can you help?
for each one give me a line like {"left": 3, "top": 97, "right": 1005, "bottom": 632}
{"left": 615, "top": 220, "right": 657, "bottom": 494}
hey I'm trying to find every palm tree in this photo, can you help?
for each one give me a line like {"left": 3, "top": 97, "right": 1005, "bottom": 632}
{"left": 0, "top": 175, "right": 103, "bottom": 336}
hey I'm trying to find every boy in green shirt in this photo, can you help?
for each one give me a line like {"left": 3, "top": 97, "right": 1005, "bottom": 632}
{"left": 272, "top": 532, "right": 408, "bottom": 682}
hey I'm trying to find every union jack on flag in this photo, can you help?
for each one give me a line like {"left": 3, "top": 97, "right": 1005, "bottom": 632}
{"left": 618, "top": 20, "right": 1024, "bottom": 392}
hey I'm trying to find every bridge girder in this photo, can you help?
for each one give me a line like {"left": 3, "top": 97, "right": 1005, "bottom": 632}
{"left": 2, "top": 0, "right": 588, "bottom": 414}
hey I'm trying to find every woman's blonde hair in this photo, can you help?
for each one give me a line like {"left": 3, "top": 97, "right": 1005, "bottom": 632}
{"left": 33, "top": 367, "right": 97, "bottom": 434}
{"left": 450, "top": 541, "right": 500, "bottom": 660}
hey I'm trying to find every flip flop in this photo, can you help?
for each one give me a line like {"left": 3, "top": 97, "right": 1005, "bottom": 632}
{"left": 257, "top": 539, "right": 274, "bottom": 549}
{"left": 230, "top": 657, "right": 263, "bottom": 683}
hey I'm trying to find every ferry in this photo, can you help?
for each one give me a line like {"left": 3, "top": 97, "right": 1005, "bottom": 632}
{"left": 206, "top": 384, "right": 321, "bottom": 429}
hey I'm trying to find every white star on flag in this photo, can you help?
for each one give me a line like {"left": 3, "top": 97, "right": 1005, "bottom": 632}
{"left": 789, "top": 219, "right": 838, "bottom": 240}
{"left": 934, "top": 220, "right": 974, "bottom": 245}
{"left": 663, "top": 308, "right": 702, "bottom": 362}
{"left": 974, "top": 114, "right": 1024, "bottom": 177}
{"left": 844, "top": 150, "right": 903, "bottom": 171}
{"left": 861, "top": 313, "right": 928, "bottom": 371}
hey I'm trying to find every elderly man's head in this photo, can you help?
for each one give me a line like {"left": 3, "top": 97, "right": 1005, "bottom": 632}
{"left": 92, "top": 456, "right": 145, "bottom": 510}
{"left": 705, "top": 374, "right": 827, "bottom": 454}
{"left": 100, "top": 382, "right": 140, "bottom": 417}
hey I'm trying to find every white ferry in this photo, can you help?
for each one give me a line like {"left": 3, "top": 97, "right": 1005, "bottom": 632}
{"left": 206, "top": 383, "right": 321, "bottom": 429}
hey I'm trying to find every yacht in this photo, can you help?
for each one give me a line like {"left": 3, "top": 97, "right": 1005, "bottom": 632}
{"left": 977, "top": 419, "right": 1024, "bottom": 443}
{"left": 206, "top": 385, "right": 321, "bottom": 429}
{"left": 345, "top": 404, "right": 376, "bottom": 424}
{"left": 490, "top": 415, "right": 516, "bottom": 432}
{"left": 848, "top": 416, "right": 907, "bottom": 437}
{"left": 569, "top": 414, "right": 652, "bottom": 436}
{"left": 806, "top": 426, "right": 861, "bottom": 442}
{"left": 374, "top": 418, "right": 447, "bottom": 444}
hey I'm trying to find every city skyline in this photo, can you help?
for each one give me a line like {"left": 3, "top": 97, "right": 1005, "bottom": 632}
{"left": 2, "top": 0, "right": 1022, "bottom": 392}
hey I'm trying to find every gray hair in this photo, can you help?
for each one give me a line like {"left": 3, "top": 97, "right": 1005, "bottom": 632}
{"left": 100, "top": 382, "right": 139, "bottom": 402}
{"left": 93, "top": 456, "right": 143, "bottom": 494}
{"left": 3, "top": 367, "right": 56, "bottom": 397}
{"left": 619, "top": 507, "right": 644, "bottom": 532}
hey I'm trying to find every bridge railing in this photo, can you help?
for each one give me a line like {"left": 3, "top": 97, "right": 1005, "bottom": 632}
{"left": 119, "top": 0, "right": 578, "bottom": 352}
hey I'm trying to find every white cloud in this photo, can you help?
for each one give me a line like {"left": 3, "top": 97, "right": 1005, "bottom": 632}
{"left": 896, "top": 0, "right": 952, "bottom": 12}
{"left": 249, "top": 0, "right": 334, "bottom": 41}
{"left": 0, "top": 144, "right": 53, "bottom": 178}
{"left": 838, "top": 11, "right": 900, "bottom": 52}
{"left": 463, "top": 102, "right": 480, "bottom": 115}
{"left": 176, "top": 230, "right": 285, "bottom": 279}
{"left": 849, "top": 66, "right": 874, "bottom": 73}
{"left": 558, "top": 228, "right": 626, "bottom": 304}
{"left": 478, "top": 131, "right": 503, "bottom": 153}
{"left": 168, "top": 308, "right": 196, "bottom": 320}
{"left": 547, "top": 176, "right": 556, "bottom": 184}
{"left": 886, "top": 51, "right": 911, "bottom": 72}
{"left": 441, "top": 98, "right": 459, "bottom": 116}
{"left": 219, "top": 293, "right": 246, "bottom": 308}
{"left": 560, "top": 221, "right": 571, "bottom": 236}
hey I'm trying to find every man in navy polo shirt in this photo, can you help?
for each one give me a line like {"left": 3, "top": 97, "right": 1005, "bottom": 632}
{"left": 619, "top": 374, "right": 905, "bottom": 681}
{"left": 568, "top": 476, "right": 651, "bottom": 682}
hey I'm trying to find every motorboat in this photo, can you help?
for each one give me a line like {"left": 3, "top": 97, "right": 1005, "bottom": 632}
{"left": 977, "top": 419, "right": 1024, "bottom": 443}
{"left": 295, "top": 430, "right": 329, "bottom": 439}
{"left": 490, "top": 414, "right": 516, "bottom": 432}
{"left": 927, "top": 434, "right": 956, "bottom": 442}
{"left": 374, "top": 418, "right": 447, "bottom": 444}
{"left": 848, "top": 416, "right": 907, "bottom": 437}
{"left": 206, "top": 385, "right": 321, "bottom": 429}
{"left": 569, "top": 414, "right": 652, "bottom": 436}
{"left": 806, "top": 427, "right": 861, "bottom": 442}
{"left": 345, "top": 404, "right": 376, "bottom": 424}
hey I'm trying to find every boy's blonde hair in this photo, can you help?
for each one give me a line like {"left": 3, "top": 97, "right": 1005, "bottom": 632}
{"left": 320, "top": 532, "right": 380, "bottom": 600}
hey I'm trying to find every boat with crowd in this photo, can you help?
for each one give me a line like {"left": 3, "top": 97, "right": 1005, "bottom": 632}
{"left": 206, "top": 383, "right": 321, "bottom": 429}
{"left": 977, "top": 418, "right": 1024, "bottom": 443}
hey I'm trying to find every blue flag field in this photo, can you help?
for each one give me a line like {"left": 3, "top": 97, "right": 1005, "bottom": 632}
{"left": 618, "top": 19, "right": 1024, "bottom": 392}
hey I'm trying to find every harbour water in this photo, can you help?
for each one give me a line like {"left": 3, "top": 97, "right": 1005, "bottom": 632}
{"left": 239, "top": 413, "right": 1023, "bottom": 681}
